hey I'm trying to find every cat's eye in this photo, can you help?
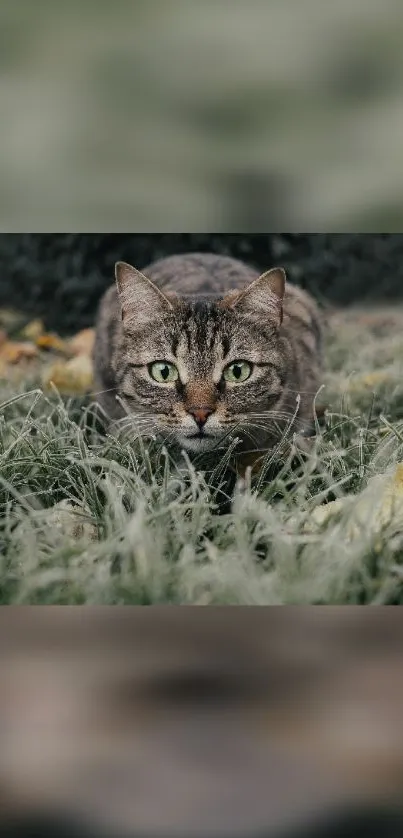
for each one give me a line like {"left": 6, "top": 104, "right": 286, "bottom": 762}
{"left": 149, "top": 361, "right": 179, "bottom": 384}
{"left": 223, "top": 361, "right": 252, "bottom": 384}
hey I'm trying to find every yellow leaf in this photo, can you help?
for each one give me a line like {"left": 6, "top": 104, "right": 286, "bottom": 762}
{"left": 310, "top": 499, "right": 345, "bottom": 528}
{"left": 376, "top": 463, "right": 403, "bottom": 526}
{"left": 308, "top": 464, "right": 403, "bottom": 546}
{"left": 20, "top": 319, "right": 45, "bottom": 341}
{"left": 348, "top": 371, "right": 394, "bottom": 392}
{"left": 42, "top": 354, "right": 94, "bottom": 395}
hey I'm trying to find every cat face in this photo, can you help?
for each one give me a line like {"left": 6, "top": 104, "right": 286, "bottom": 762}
{"left": 114, "top": 262, "right": 287, "bottom": 453}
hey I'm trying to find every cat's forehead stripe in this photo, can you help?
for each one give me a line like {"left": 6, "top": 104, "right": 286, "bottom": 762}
{"left": 174, "top": 311, "right": 227, "bottom": 383}
{"left": 174, "top": 333, "right": 190, "bottom": 384}
{"left": 176, "top": 301, "right": 226, "bottom": 358}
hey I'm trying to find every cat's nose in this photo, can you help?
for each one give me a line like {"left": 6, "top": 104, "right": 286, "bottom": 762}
{"left": 188, "top": 406, "right": 214, "bottom": 429}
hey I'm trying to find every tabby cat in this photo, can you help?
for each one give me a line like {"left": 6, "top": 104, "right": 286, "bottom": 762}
{"left": 93, "top": 253, "right": 323, "bottom": 467}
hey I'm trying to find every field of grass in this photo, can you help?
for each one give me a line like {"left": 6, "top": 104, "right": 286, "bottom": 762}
{"left": 1, "top": 305, "right": 403, "bottom": 604}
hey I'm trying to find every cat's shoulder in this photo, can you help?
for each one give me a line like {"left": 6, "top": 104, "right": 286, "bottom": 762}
{"left": 284, "top": 281, "right": 321, "bottom": 324}
{"left": 97, "top": 282, "right": 119, "bottom": 318}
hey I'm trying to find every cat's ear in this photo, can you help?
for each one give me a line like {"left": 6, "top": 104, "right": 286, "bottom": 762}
{"left": 222, "top": 267, "right": 285, "bottom": 326}
{"left": 115, "top": 262, "right": 174, "bottom": 328}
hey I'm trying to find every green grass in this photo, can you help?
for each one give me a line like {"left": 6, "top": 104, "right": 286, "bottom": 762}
{"left": 2, "top": 307, "right": 403, "bottom": 604}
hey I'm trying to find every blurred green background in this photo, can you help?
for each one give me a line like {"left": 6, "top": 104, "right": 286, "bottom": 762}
{"left": 0, "top": 233, "right": 402, "bottom": 333}
{"left": 1, "top": 1, "right": 403, "bottom": 231}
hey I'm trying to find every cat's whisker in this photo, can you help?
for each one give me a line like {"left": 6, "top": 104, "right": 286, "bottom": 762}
{"left": 88, "top": 386, "right": 118, "bottom": 398}
{"left": 246, "top": 409, "right": 309, "bottom": 423}
{"left": 116, "top": 413, "right": 162, "bottom": 437}
{"left": 241, "top": 422, "right": 285, "bottom": 443}
{"left": 241, "top": 430, "right": 263, "bottom": 450}
{"left": 243, "top": 415, "right": 302, "bottom": 435}
{"left": 240, "top": 416, "right": 304, "bottom": 430}
{"left": 235, "top": 445, "right": 270, "bottom": 457}
{"left": 245, "top": 414, "right": 297, "bottom": 425}
{"left": 284, "top": 388, "right": 324, "bottom": 396}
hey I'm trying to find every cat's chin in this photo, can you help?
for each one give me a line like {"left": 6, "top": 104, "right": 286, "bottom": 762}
{"left": 176, "top": 433, "right": 223, "bottom": 454}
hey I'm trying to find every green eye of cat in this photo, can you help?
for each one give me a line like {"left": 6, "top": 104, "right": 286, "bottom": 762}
{"left": 149, "top": 361, "right": 179, "bottom": 383}
{"left": 223, "top": 361, "right": 252, "bottom": 383}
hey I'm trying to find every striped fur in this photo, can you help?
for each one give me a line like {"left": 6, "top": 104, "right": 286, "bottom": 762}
{"left": 93, "top": 253, "right": 323, "bottom": 457}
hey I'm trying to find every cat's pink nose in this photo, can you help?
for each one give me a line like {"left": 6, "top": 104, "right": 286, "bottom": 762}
{"left": 188, "top": 406, "right": 214, "bottom": 428}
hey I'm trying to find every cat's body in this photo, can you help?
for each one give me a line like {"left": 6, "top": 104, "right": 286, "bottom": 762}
{"left": 93, "top": 253, "right": 323, "bottom": 461}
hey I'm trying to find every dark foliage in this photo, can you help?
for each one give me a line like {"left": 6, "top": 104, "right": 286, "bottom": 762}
{"left": 3, "top": 806, "right": 403, "bottom": 838}
{"left": 1, "top": 234, "right": 402, "bottom": 333}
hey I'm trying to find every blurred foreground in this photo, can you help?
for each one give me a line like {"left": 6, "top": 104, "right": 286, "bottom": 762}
{"left": 2, "top": 609, "right": 403, "bottom": 837}
{"left": 2, "top": 1, "right": 403, "bottom": 230}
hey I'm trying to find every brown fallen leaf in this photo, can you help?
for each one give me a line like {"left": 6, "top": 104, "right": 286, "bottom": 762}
{"left": 42, "top": 354, "right": 94, "bottom": 395}
{"left": 45, "top": 500, "right": 98, "bottom": 542}
{"left": 0, "top": 341, "right": 38, "bottom": 364}
{"left": 67, "top": 328, "right": 95, "bottom": 357}
{"left": 36, "top": 333, "right": 68, "bottom": 354}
